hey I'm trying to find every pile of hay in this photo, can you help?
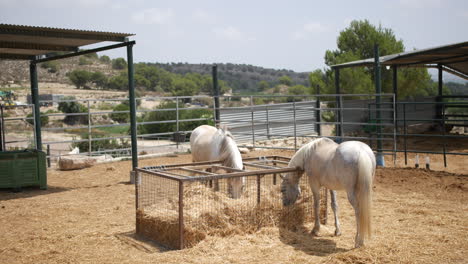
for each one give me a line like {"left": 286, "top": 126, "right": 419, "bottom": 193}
{"left": 137, "top": 180, "right": 317, "bottom": 249}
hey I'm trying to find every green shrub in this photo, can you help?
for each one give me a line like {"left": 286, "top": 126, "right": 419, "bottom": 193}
{"left": 40, "top": 61, "right": 60, "bottom": 73}
{"left": 79, "top": 57, "right": 92, "bottom": 65}
{"left": 67, "top": 70, "right": 93, "bottom": 89}
{"left": 112, "top": 58, "right": 127, "bottom": 70}
{"left": 99, "top": 55, "right": 111, "bottom": 64}
{"left": 26, "top": 112, "right": 49, "bottom": 127}
{"left": 140, "top": 101, "right": 214, "bottom": 135}
{"left": 58, "top": 96, "right": 88, "bottom": 125}
{"left": 71, "top": 134, "right": 130, "bottom": 155}
{"left": 109, "top": 103, "right": 130, "bottom": 123}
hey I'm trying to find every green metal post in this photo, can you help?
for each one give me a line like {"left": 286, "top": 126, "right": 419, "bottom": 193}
{"left": 437, "top": 64, "right": 443, "bottom": 127}
{"left": 212, "top": 65, "right": 220, "bottom": 127}
{"left": 392, "top": 66, "right": 398, "bottom": 138}
{"left": 30, "top": 62, "right": 42, "bottom": 151}
{"left": 334, "top": 68, "right": 341, "bottom": 142}
{"left": 127, "top": 43, "right": 138, "bottom": 170}
{"left": 374, "top": 44, "right": 384, "bottom": 166}
{"left": 315, "top": 85, "right": 321, "bottom": 136}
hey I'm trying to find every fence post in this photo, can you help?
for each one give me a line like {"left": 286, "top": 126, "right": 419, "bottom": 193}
{"left": 250, "top": 96, "right": 255, "bottom": 148}
{"left": 374, "top": 44, "right": 385, "bottom": 167}
{"left": 176, "top": 97, "right": 179, "bottom": 149}
{"left": 87, "top": 100, "right": 91, "bottom": 156}
{"left": 127, "top": 43, "right": 138, "bottom": 170}
{"left": 178, "top": 181, "right": 184, "bottom": 249}
{"left": 339, "top": 96, "right": 344, "bottom": 142}
{"left": 30, "top": 62, "right": 42, "bottom": 151}
{"left": 212, "top": 65, "right": 220, "bottom": 127}
{"left": 442, "top": 103, "right": 447, "bottom": 167}
{"left": 266, "top": 105, "right": 270, "bottom": 139}
{"left": 315, "top": 86, "right": 321, "bottom": 136}
{"left": 403, "top": 104, "right": 407, "bottom": 165}
{"left": 293, "top": 101, "right": 297, "bottom": 151}
{"left": 334, "top": 68, "right": 341, "bottom": 141}
{"left": 46, "top": 144, "right": 51, "bottom": 168}
{"left": 0, "top": 105, "right": 5, "bottom": 151}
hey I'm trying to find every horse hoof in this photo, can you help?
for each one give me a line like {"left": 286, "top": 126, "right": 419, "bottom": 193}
{"left": 335, "top": 230, "right": 342, "bottom": 236}
{"left": 311, "top": 229, "right": 319, "bottom": 236}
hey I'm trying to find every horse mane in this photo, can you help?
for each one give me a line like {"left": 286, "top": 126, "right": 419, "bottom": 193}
{"left": 289, "top": 137, "right": 335, "bottom": 169}
{"left": 218, "top": 128, "right": 240, "bottom": 168}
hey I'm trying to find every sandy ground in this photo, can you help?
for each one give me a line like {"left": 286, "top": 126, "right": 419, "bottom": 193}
{"left": 0, "top": 149, "right": 466, "bottom": 264}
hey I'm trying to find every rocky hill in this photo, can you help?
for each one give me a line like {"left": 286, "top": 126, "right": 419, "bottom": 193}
{"left": 0, "top": 56, "right": 118, "bottom": 86}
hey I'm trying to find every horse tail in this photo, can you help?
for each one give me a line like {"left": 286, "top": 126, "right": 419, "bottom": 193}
{"left": 357, "top": 151, "right": 373, "bottom": 241}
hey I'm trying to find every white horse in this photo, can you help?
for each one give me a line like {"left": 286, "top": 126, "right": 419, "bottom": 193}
{"left": 281, "top": 137, "right": 376, "bottom": 248}
{"left": 190, "top": 125, "right": 245, "bottom": 198}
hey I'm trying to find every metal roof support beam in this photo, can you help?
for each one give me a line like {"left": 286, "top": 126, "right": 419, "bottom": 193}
{"left": 436, "top": 64, "right": 444, "bottom": 125}
{"left": 33, "top": 41, "right": 135, "bottom": 63}
{"left": 29, "top": 62, "right": 42, "bottom": 151}
{"left": 127, "top": 43, "right": 138, "bottom": 170}
{"left": 374, "top": 44, "right": 384, "bottom": 167}
{"left": 334, "top": 68, "right": 341, "bottom": 141}
{"left": 392, "top": 65, "right": 398, "bottom": 130}
{"left": 212, "top": 64, "right": 220, "bottom": 127}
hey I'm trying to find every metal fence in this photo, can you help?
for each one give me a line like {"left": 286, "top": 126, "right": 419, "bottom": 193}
{"left": 1, "top": 93, "right": 466, "bottom": 168}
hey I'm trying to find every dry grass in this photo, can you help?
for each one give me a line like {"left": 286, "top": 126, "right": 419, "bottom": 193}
{"left": 137, "top": 182, "right": 314, "bottom": 249}
{"left": 0, "top": 150, "right": 467, "bottom": 263}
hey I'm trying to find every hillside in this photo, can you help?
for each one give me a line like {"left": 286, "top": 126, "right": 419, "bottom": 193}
{"left": 0, "top": 57, "right": 310, "bottom": 94}
{"left": 0, "top": 56, "right": 119, "bottom": 86}
{"left": 151, "top": 62, "right": 310, "bottom": 93}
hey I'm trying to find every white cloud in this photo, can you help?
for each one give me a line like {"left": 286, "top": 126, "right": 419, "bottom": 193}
{"left": 292, "top": 22, "right": 328, "bottom": 40}
{"left": 132, "top": 8, "right": 174, "bottom": 25}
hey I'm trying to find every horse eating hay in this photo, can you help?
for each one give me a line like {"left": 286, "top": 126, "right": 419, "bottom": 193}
{"left": 281, "top": 137, "right": 376, "bottom": 248}
{"left": 190, "top": 125, "right": 245, "bottom": 198}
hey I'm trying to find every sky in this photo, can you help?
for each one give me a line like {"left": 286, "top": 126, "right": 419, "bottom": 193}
{"left": 1, "top": 0, "right": 467, "bottom": 73}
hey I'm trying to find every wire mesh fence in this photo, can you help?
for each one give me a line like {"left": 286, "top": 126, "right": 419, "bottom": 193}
{"left": 135, "top": 156, "right": 327, "bottom": 249}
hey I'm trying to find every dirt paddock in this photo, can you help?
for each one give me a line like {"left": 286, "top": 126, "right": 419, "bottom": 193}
{"left": 0, "top": 149, "right": 467, "bottom": 264}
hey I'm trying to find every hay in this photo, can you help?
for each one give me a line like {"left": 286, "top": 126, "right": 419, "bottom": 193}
{"left": 137, "top": 180, "right": 315, "bottom": 248}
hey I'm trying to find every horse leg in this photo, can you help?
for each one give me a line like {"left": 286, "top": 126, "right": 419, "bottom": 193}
{"left": 330, "top": 190, "right": 341, "bottom": 236}
{"left": 311, "top": 188, "right": 321, "bottom": 236}
{"left": 347, "top": 191, "right": 363, "bottom": 248}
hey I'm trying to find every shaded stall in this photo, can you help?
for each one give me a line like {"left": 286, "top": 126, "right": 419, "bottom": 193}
{"left": 0, "top": 24, "right": 137, "bottom": 189}
{"left": 331, "top": 41, "right": 468, "bottom": 167}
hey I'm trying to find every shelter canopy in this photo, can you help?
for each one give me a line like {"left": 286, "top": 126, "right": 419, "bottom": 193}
{"left": 0, "top": 24, "right": 134, "bottom": 60}
{"left": 331, "top": 41, "right": 468, "bottom": 80}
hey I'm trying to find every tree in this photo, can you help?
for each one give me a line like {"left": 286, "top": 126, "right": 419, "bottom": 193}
{"left": 58, "top": 96, "right": 88, "bottom": 125}
{"left": 109, "top": 103, "right": 130, "bottom": 123}
{"left": 91, "top": 72, "right": 108, "bottom": 89}
{"left": 140, "top": 101, "right": 214, "bottom": 135}
{"left": 258, "top": 80, "right": 270, "bottom": 91}
{"left": 99, "top": 55, "right": 111, "bottom": 64}
{"left": 112, "top": 58, "right": 127, "bottom": 70}
{"left": 107, "top": 72, "right": 128, "bottom": 90}
{"left": 40, "top": 61, "right": 60, "bottom": 73}
{"left": 324, "top": 19, "right": 432, "bottom": 99}
{"left": 308, "top": 70, "right": 326, "bottom": 94}
{"left": 279, "top": 75, "right": 293, "bottom": 86}
{"left": 67, "top": 70, "right": 93, "bottom": 89}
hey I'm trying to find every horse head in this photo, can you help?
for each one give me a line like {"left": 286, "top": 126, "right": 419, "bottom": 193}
{"left": 280, "top": 172, "right": 301, "bottom": 206}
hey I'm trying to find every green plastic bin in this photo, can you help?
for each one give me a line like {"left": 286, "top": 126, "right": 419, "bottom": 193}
{"left": 0, "top": 150, "right": 47, "bottom": 190}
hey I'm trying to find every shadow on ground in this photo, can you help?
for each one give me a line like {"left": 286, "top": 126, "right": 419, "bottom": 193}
{"left": 0, "top": 185, "right": 70, "bottom": 201}
{"left": 278, "top": 226, "right": 347, "bottom": 256}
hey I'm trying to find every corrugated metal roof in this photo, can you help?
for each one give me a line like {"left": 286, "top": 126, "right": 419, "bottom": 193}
{"left": 331, "top": 41, "right": 468, "bottom": 80}
{"left": 0, "top": 24, "right": 134, "bottom": 60}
